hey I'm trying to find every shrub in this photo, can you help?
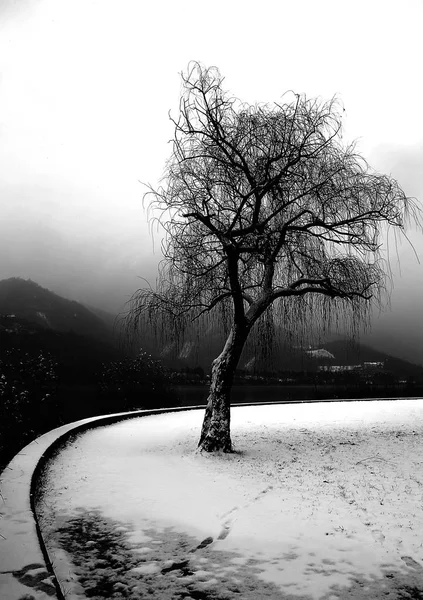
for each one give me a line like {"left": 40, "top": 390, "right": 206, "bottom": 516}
{"left": 98, "top": 350, "right": 178, "bottom": 411}
{"left": 0, "top": 349, "right": 59, "bottom": 468}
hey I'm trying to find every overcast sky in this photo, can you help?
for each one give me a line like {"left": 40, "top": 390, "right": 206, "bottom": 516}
{"left": 1, "top": 0, "right": 422, "bottom": 360}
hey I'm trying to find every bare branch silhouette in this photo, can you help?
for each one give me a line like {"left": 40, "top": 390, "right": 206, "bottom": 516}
{"left": 126, "top": 62, "right": 421, "bottom": 452}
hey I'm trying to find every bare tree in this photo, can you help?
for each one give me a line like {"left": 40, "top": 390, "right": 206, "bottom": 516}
{"left": 127, "top": 62, "right": 419, "bottom": 452}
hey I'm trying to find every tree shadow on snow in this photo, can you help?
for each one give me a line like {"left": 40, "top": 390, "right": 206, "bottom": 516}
{"left": 43, "top": 508, "right": 423, "bottom": 600}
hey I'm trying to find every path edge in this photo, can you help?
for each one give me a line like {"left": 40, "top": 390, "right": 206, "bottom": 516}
{"left": 0, "top": 406, "right": 204, "bottom": 600}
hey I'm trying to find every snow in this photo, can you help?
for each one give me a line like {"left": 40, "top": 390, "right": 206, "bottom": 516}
{"left": 36, "top": 400, "right": 423, "bottom": 599}
{"left": 36, "top": 311, "right": 51, "bottom": 326}
{"left": 305, "top": 349, "right": 335, "bottom": 359}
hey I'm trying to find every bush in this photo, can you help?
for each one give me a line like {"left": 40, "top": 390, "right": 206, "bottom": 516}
{"left": 0, "top": 348, "right": 180, "bottom": 471}
{"left": 98, "top": 350, "right": 178, "bottom": 411}
{"left": 0, "top": 349, "right": 60, "bottom": 468}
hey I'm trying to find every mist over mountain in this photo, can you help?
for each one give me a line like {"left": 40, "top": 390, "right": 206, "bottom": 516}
{"left": 362, "top": 324, "right": 423, "bottom": 369}
{"left": 2, "top": 206, "right": 422, "bottom": 366}
{"left": 0, "top": 277, "right": 115, "bottom": 340}
{"left": 156, "top": 328, "right": 422, "bottom": 378}
{"left": 0, "top": 276, "right": 131, "bottom": 391}
{"left": 0, "top": 205, "right": 160, "bottom": 315}
{"left": 1, "top": 276, "right": 422, "bottom": 376}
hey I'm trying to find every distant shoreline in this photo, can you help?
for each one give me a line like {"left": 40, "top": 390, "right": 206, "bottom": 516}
{"left": 173, "top": 383, "right": 423, "bottom": 406}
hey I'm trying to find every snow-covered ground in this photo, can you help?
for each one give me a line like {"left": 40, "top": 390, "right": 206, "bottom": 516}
{"left": 36, "top": 400, "right": 423, "bottom": 599}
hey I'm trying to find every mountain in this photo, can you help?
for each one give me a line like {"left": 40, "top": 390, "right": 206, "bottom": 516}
{"left": 0, "top": 278, "right": 126, "bottom": 381}
{"left": 0, "top": 277, "right": 114, "bottom": 341}
{"left": 6, "top": 277, "right": 417, "bottom": 380}
{"left": 321, "top": 339, "right": 423, "bottom": 377}
{"left": 155, "top": 327, "right": 423, "bottom": 378}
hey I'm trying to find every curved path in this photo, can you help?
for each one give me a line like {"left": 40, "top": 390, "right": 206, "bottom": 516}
{"left": 0, "top": 407, "right": 202, "bottom": 600}
{"left": 29, "top": 400, "right": 423, "bottom": 599}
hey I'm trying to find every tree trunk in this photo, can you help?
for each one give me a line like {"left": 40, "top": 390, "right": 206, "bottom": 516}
{"left": 198, "top": 323, "right": 248, "bottom": 452}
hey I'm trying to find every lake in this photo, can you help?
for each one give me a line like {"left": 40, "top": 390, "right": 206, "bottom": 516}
{"left": 173, "top": 384, "right": 354, "bottom": 406}
{"left": 172, "top": 382, "right": 419, "bottom": 406}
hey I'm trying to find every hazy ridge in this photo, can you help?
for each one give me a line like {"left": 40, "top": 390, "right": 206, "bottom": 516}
{"left": 1, "top": 277, "right": 422, "bottom": 380}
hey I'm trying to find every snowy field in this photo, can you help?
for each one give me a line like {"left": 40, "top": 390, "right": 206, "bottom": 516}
{"left": 36, "top": 400, "right": 423, "bottom": 600}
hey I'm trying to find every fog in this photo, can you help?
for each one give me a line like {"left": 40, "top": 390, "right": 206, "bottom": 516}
{"left": 0, "top": 177, "right": 161, "bottom": 313}
{"left": 1, "top": 0, "right": 423, "bottom": 363}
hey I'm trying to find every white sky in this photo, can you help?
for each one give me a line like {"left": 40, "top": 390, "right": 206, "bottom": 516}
{"left": 0, "top": 0, "right": 422, "bottom": 357}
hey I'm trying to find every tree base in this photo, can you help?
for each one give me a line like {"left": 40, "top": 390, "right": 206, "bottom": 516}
{"left": 198, "top": 434, "right": 233, "bottom": 453}
{"left": 198, "top": 396, "right": 233, "bottom": 453}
